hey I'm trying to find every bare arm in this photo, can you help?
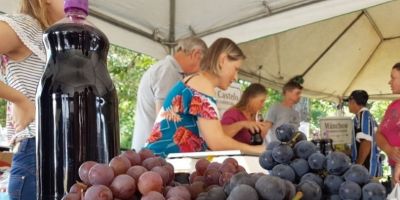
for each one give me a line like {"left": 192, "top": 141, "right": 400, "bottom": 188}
{"left": 377, "top": 128, "right": 400, "bottom": 163}
{"left": 198, "top": 118, "right": 265, "bottom": 155}
{"left": 395, "top": 163, "right": 400, "bottom": 183}
{"left": 355, "top": 140, "right": 371, "bottom": 165}
{"left": 377, "top": 128, "right": 392, "bottom": 154}
{"left": 0, "top": 22, "right": 21, "bottom": 55}
{"left": 222, "top": 121, "right": 245, "bottom": 137}
{"left": 262, "top": 121, "right": 272, "bottom": 138}
{"left": 0, "top": 21, "right": 30, "bottom": 61}
{"left": 222, "top": 121, "right": 267, "bottom": 138}
{"left": 0, "top": 22, "right": 35, "bottom": 131}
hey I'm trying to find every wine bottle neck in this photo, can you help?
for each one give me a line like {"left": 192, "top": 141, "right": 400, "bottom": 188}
{"left": 65, "top": 8, "right": 88, "bottom": 20}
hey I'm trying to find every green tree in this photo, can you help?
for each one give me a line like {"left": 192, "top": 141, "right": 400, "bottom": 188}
{"left": 0, "top": 100, "right": 6, "bottom": 127}
{"left": 264, "top": 88, "right": 282, "bottom": 111}
{"left": 309, "top": 99, "right": 337, "bottom": 131}
{"left": 107, "top": 45, "right": 155, "bottom": 150}
{"left": 370, "top": 101, "right": 391, "bottom": 122}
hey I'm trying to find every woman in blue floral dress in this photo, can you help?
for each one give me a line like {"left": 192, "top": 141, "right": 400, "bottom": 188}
{"left": 145, "top": 38, "right": 266, "bottom": 157}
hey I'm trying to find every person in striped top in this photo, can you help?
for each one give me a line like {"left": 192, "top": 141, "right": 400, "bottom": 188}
{"left": 0, "top": 0, "right": 64, "bottom": 199}
{"left": 346, "top": 90, "right": 382, "bottom": 177}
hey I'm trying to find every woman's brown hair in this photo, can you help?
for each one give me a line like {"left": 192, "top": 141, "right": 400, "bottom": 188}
{"left": 234, "top": 83, "right": 267, "bottom": 110}
{"left": 20, "top": 0, "right": 51, "bottom": 29}
{"left": 201, "top": 38, "right": 246, "bottom": 76}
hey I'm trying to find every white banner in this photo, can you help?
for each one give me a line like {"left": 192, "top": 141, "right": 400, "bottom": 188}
{"left": 215, "top": 82, "right": 242, "bottom": 116}
{"left": 319, "top": 117, "right": 353, "bottom": 145}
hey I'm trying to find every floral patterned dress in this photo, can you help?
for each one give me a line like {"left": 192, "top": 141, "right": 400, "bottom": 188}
{"left": 145, "top": 81, "right": 219, "bottom": 157}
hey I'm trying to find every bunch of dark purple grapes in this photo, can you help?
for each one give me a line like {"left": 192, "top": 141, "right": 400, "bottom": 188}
{"left": 195, "top": 171, "right": 304, "bottom": 200}
{"left": 258, "top": 124, "right": 387, "bottom": 200}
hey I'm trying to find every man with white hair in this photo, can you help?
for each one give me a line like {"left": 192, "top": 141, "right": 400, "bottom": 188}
{"left": 132, "top": 37, "right": 207, "bottom": 151}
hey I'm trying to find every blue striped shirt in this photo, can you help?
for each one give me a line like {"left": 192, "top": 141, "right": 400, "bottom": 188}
{"left": 351, "top": 107, "right": 382, "bottom": 177}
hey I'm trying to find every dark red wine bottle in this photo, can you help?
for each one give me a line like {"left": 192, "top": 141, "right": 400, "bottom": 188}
{"left": 36, "top": 0, "right": 120, "bottom": 199}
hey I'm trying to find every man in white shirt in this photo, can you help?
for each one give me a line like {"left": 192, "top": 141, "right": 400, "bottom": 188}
{"left": 132, "top": 37, "right": 207, "bottom": 151}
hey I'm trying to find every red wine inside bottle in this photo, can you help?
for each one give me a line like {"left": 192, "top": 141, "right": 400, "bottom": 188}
{"left": 36, "top": 19, "right": 120, "bottom": 200}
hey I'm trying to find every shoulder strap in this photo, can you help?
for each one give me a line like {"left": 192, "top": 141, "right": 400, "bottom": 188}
{"left": 184, "top": 73, "right": 199, "bottom": 84}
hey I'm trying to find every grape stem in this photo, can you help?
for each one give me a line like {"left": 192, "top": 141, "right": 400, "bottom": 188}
{"left": 76, "top": 181, "right": 88, "bottom": 190}
{"left": 292, "top": 191, "right": 303, "bottom": 200}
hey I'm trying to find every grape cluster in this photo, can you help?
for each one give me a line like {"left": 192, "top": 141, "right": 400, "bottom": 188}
{"left": 189, "top": 158, "right": 246, "bottom": 187}
{"left": 258, "top": 124, "right": 387, "bottom": 200}
{"left": 63, "top": 149, "right": 248, "bottom": 200}
{"left": 63, "top": 149, "right": 177, "bottom": 200}
{"left": 61, "top": 123, "right": 388, "bottom": 200}
{"left": 196, "top": 171, "right": 302, "bottom": 200}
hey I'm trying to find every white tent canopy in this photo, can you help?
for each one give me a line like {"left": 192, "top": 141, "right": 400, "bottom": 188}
{"left": 239, "top": 0, "right": 400, "bottom": 101}
{"left": 0, "top": 0, "right": 395, "bottom": 101}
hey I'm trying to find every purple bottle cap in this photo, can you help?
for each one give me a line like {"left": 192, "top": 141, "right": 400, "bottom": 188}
{"left": 64, "top": 0, "right": 89, "bottom": 14}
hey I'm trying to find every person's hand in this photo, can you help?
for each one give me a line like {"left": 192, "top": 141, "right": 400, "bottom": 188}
{"left": 388, "top": 146, "right": 400, "bottom": 163}
{"left": 395, "top": 164, "right": 400, "bottom": 183}
{"left": 253, "top": 144, "right": 266, "bottom": 154}
{"left": 244, "top": 143, "right": 266, "bottom": 155}
{"left": 12, "top": 97, "right": 35, "bottom": 132}
{"left": 259, "top": 122, "right": 269, "bottom": 138}
{"left": 242, "top": 121, "right": 266, "bottom": 134}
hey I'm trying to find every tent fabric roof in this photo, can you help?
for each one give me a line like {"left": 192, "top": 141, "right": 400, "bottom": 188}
{"left": 89, "top": 0, "right": 325, "bottom": 56}
{"left": 0, "top": 0, "right": 389, "bottom": 58}
{"left": 239, "top": 0, "right": 400, "bottom": 101}
{"left": 0, "top": 0, "right": 396, "bottom": 101}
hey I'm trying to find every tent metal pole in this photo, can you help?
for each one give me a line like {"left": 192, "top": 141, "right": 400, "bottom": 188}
{"left": 369, "top": 94, "right": 400, "bottom": 101}
{"left": 169, "top": 0, "right": 176, "bottom": 55}
{"left": 364, "top": 10, "right": 384, "bottom": 39}
{"left": 301, "top": 12, "right": 364, "bottom": 77}
{"left": 195, "top": 0, "right": 324, "bottom": 38}
{"left": 238, "top": 70, "right": 338, "bottom": 100}
{"left": 384, "top": 36, "right": 400, "bottom": 41}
